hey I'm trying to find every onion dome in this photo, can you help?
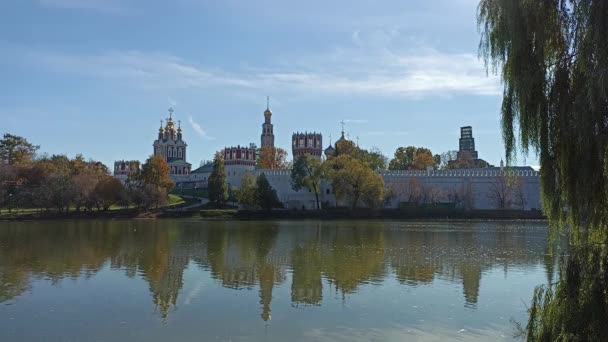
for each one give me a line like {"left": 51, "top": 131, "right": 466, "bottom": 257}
{"left": 264, "top": 96, "right": 272, "bottom": 116}
{"left": 324, "top": 144, "right": 336, "bottom": 157}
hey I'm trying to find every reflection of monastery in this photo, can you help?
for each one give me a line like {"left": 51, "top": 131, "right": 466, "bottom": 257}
{"left": 0, "top": 221, "right": 554, "bottom": 321}
{"left": 114, "top": 100, "right": 541, "bottom": 211}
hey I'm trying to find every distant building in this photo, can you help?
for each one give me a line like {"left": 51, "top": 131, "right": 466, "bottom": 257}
{"left": 260, "top": 97, "right": 275, "bottom": 148}
{"left": 457, "top": 126, "right": 478, "bottom": 160}
{"left": 153, "top": 108, "right": 192, "bottom": 177}
{"left": 292, "top": 132, "right": 322, "bottom": 159}
{"left": 450, "top": 126, "right": 490, "bottom": 168}
{"left": 188, "top": 161, "right": 214, "bottom": 188}
{"left": 113, "top": 160, "right": 140, "bottom": 183}
{"left": 223, "top": 144, "right": 257, "bottom": 188}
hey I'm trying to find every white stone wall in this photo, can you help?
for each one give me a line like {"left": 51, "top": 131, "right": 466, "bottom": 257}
{"left": 226, "top": 164, "right": 256, "bottom": 189}
{"left": 380, "top": 169, "right": 541, "bottom": 210}
{"left": 255, "top": 169, "right": 336, "bottom": 210}
{"left": 253, "top": 168, "right": 542, "bottom": 211}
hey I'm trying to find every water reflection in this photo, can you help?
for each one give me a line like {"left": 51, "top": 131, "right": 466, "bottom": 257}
{"left": 0, "top": 220, "right": 550, "bottom": 324}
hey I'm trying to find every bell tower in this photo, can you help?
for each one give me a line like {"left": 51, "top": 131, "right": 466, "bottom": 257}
{"left": 261, "top": 96, "right": 275, "bottom": 148}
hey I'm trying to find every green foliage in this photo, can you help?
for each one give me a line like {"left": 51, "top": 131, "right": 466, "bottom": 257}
{"left": 0, "top": 133, "right": 39, "bottom": 166}
{"left": 208, "top": 152, "right": 228, "bottom": 206}
{"left": 334, "top": 140, "right": 387, "bottom": 171}
{"left": 325, "top": 154, "right": 384, "bottom": 209}
{"left": 524, "top": 243, "right": 608, "bottom": 341}
{"left": 389, "top": 146, "right": 436, "bottom": 170}
{"left": 478, "top": 1, "right": 608, "bottom": 340}
{"left": 479, "top": 0, "right": 608, "bottom": 231}
{"left": 235, "top": 173, "right": 257, "bottom": 207}
{"left": 255, "top": 173, "right": 282, "bottom": 211}
{"left": 291, "top": 155, "right": 324, "bottom": 209}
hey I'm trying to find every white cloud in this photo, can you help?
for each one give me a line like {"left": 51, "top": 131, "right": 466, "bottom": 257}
{"left": 188, "top": 116, "right": 214, "bottom": 140}
{"left": 15, "top": 41, "right": 500, "bottom": 98}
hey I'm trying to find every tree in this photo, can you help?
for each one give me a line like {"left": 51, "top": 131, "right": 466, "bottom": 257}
{"left": 291, "top": 155, "right": 324, "bottom": 210}
{"left": 235, "top": 173, "right": 257, "bottom": 208}
{"left": 0, "top": 134, "right": 39, "bottom": 166}
{"left": 439, "top": 151, "right": 458, "bottom": 169}
{"left": 255, "top": 173, "right": 282, "bottom": 211}
{"left": 479, "top": 1, "right": 608, "bottom": 340}
{"left": 389, "top": 146, "right": 436, "bottom": 170}
{"left": 141, "top": 156, "right": 174, "bottom": 192}
{"left": 413, "top": 149, "right": 435, "bottom": 170}
{"left": 333, "top": 140, "right": 387, "bottom": 171}
{"left": 388, "top": 146, "right": 416, "bottom": 170}
{"left": 361, "top": 147, "right": 388, "bottom": 171}
{"left": 208, "top": 152, "right": 228, "bottom": 206}
{"left": 449, "top": 151, "right": 475, "bottom": 169}
{"left": 486, "top": 173, "right": 516, "bottom": 209}
{"left": 94, "top": 176, "right": 124, "bottom": 210}
{"left": 258, "top": 146, "right": 289, "bottom": 169}
{"left": 325, "top": 154, "right": 384, "bottom": 209}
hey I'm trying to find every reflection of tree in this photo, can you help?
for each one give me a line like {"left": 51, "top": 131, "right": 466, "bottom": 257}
{"left": 0, "top": 221, "right": 190, "bottom": 319}
{"left": 291, "top": 243, "right": 323, "bottom": 306}
{"left": 203, "top": 222, "right": 283, "bottom": 321}
{"left": 0, "top": 220, "right": 552, "bottom": 317}
{"left": 322, "top": 225, "right": 386, "bottom": 294}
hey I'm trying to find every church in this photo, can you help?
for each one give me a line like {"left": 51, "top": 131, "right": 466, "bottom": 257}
{"left": 153, "top": 108, "right": 192, "bottom": 177}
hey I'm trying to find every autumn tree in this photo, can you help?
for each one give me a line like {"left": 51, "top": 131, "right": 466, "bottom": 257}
{"left": 255, "top": 173, "right": 282, "bottom": 211}
{"left": 325, "top": 154, "right": 384, "bottom": 209}
{"left": 413, "top": 149, "right": 435, "bottom": 170}
{"left": 137, "top": 156, "right": 174, "bottom": 209}
{"left": 257, "top": 146, "right": 289, "bottom": 169}
{"left": 208, "top": 152, "right": 228, "bottom": 206}
{"left": 141, "top": 156, "right": 174, "bottom": 191}
{"left": 478, "top": 1, "right": 608, "bottom": 339}
{"left": 291, "top": 155, "right": 324, "bottom": 210}
{"left": 333, "top": 139, "right": 387, "bottom": 171}
{"left": 389, "top": 146, "right": 436, "bottom": 170}
{"left": 0, "top": 134, "right": 39, "bottom": 166}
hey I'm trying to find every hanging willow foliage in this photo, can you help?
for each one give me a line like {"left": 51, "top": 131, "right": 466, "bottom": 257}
{"left": 478, "top": 0, "right": 608, "bottom": 340}
{"left": 479, "top": 0, "right": 608, "bottom": 232}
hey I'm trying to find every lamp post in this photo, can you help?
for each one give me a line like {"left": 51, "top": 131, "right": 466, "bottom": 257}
{"left": 8, "top": 193, "right": 13, "bottom": 214}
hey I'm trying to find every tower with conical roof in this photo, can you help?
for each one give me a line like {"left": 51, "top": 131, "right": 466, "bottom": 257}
{"left": 261, "top": 96, "right": 275, "bottom": 148}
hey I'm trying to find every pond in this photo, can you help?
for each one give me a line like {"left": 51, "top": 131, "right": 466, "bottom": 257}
{"left": 0, "top": 220, "right": 554, "bottom": 341}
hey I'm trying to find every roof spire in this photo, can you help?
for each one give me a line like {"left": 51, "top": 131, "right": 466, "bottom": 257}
{"left": 168, "top": 107, "right": 174, "bottom": 119}
{"left": 266, "top": 96, "right": 270, "bottom": 110}
{"left": 340, "top": 119, "right": 346, "bottom": 138}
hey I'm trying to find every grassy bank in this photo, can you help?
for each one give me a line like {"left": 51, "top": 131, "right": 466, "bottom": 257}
{"left": 0, "top": 194, "right": 196, "bottom": 220}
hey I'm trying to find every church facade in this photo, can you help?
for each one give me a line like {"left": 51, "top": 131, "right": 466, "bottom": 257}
{"left": 153, "top": 109, "right": 192, "bottom": 179}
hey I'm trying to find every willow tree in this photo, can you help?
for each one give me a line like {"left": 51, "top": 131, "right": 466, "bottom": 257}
{"left": 478, "top": 0, "right": 608, "bottom": 340}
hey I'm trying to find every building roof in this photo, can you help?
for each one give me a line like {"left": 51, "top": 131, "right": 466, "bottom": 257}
{"left": 191, "top": 162, "right": 213, "bottom": 174}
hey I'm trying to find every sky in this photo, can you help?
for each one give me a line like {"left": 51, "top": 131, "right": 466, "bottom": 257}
{"left": 0, "top": 0, "right": 538, "bottom": 169}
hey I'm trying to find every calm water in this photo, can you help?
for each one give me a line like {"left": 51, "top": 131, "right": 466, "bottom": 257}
{"left": 0, "top": 220, "right": 554, "bottom": 341}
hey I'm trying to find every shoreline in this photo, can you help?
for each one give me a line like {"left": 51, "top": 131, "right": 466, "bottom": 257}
{"left": 0, "top": 208, "right": 546, "bottom": 222}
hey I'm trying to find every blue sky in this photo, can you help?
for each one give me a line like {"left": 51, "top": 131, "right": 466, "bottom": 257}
{"left": 0, "top": 0, "right": 537, "bottom": 168}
